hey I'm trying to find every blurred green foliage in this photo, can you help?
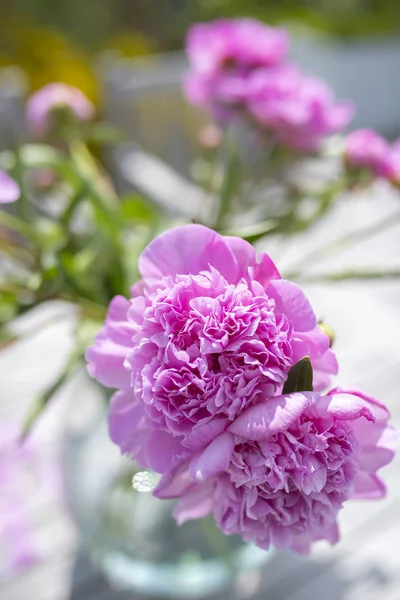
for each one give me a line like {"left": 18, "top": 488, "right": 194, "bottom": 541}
{"left": 197, "top": 0, "right": 400, "bottom": 38}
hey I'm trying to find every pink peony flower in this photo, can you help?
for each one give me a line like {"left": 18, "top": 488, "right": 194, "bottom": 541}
{"left": 0, "top": 171, "right": 20, "bottom": 204}
{"left": 26, "top": 83, "right": 95, "bottom": 136}
{"left": 345, "top": 129, "right": 392, "bottom": 177}
{"left": 249, "top": 67, "right": 354, "bottom": 152}
{"left": 186, "top": 19, "right": 288, "bottom": 75}
{"left": 157, "top": 388, "right": 396, "bottom": 554}
{"left": 184, "top": 18, "right": 353, "bottom": 148}
{"left": 86, "top": 224, "right": 337, "bottom": 472}
{"left": 184, "top": 19, "right": 288, "bottom": 120}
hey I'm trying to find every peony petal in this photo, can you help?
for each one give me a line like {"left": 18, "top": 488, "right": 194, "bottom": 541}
{"left": 138, "top": 224, "right": 239, "bottom": 284}
{"left": 228, "top": 392, "right": 313, "bottom": 440}
{"left": 352, "top": 472, "right": 387, "bottom": 499}
{"left": 267, "top": 279, "right": 316, "bottom": 331}
{"left": 190, "top": 431, "right": 235, "bottom": 481}
{"left": 145, "top": 430, "right": 189, "bottom": 474}
{"left": 297, "top": 325, "right": 330, "bottom": 358}
{"left": 86, "top": 296, "right": 134, "bottom": 389}
{"left": 324, "top": 392, "right": 375, "bottom": 423}
{"left": 330, "top": 388, "right": 390, "bottom": 422}
{"left": 182, "top": 418, "right": 229, "bottom": 451}
{"left": 154, "top": 461, "right": 193, "bottom": 499}
{"left": 172, "top": 481, "right": 214, "bottom": 525}
{"left": 223, "top": 236, "right": 280, "bottom": 287}
{"left": 108, "top": 391, "right": 148, "bottom": 455}
{"left": 356, "top": 423, "right": 397, "bottom": 472}
{"left": 312, "top": 349, "right": 338, "bottom": 392}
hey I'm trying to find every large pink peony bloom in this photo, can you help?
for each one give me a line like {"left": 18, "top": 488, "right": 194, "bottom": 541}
{"left": 26, "top": 83, "right": 95, "bottom": 136}
{"left": 157, "top": 389, "right": 396, "bottom": 554}
{"left": 86, "top": 224, "right": 337, "bottom": 472}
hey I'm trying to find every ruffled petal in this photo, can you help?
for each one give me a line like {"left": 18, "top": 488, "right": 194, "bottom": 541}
{"left": 352, "top": 472, "right": 387, "bottom": 499}
{"left": 323, "top": 392, "right": 375, "bottom": 422}
{"left": 312, "top": 349, "right": 338, "bottom": 392}
{"left": 145, "top": 430, "right": 189, "bottom": 474}
{"left": 356, "top": 423, "right": 397, "bottom": 472}
{"left": 267, "top": 279, "right": 316, "bottom": 331}
{"left": 228, "top": 392, "right": 313, "bottom": 440}
{"left": 108, "top": 390, "right": 148, "bottom": 455}
{"left": 86, "top": 296, "right": 134, "bottom": 389}
{"left": 182, "top": 418, "right": 229, "bottom": 451}
{"left": 190, "top": 432, "right": 235, "bottom": 481}
{"left": 172, "top": 482, "right": 214, "bottom": 525}
{"left": 223, "top": 236, "right": 280, "bottom": 287}
{"left": 139, "top": 224, "right": 239, "bottom": 284}
{"left": 330, "top": 388, "right": 390, "bottom": 422}
{"left": 154, "top": 461, "right": 193, "bottom": 499}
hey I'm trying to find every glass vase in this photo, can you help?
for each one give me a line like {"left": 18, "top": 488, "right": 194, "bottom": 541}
{"left": 62, "top": 397, "right": 272, "bottom": 599}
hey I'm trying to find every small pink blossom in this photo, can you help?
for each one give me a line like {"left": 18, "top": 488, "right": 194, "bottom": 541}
{"left": 26, "top": 83, "right": 95, "bottom": 136}
{"left": 345, "top": 129, "right": 392, "bottom": 177}
{"left": 0, "top": 171, "right": 20, "bottom": 204}
{"left": 158, "top": 388, "right": 396, "bottom": 554}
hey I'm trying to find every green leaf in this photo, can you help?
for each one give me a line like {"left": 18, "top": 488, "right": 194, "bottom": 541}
{"left": 121, "top": 194, "right": 160, "bottom": 224}
{"left": 282, "top": 357, "right": 313, "bottom": 394}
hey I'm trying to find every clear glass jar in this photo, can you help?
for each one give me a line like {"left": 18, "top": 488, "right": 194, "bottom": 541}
{"left": 62, "top": 397, "right": 272, "bottom": 599}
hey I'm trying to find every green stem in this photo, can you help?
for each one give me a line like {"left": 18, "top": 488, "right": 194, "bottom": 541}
{"left": 215, "top": 137, "right": 241, "bottom": 230}
{"left": 14, "top": 147, "right": 34, "bottom": 223}
{"left": 0, "top": 238, "right": 37, "bottom": 266}
{"left": 0, "top": 210, "right": 37, "bottom": 242}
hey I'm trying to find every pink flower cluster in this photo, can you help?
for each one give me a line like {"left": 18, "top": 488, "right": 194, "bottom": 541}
{"left": 345, "top": 129, "right": 400, "bottom": 185}
{"left": 86, "top": 224, "right": 396, "bottom": 554}
{"left": 26, "top": 83, "right": 94, "bottom": 137}
{"left": 184, "top": 19, "right": 353, "bottom": 151}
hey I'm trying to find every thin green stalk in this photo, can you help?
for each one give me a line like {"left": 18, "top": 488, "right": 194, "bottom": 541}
{"left": 215, "top": 140, "right": 241, "bottom": 230}
{"left": 0, "top": 210, "right": 37, "bottom": 242}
